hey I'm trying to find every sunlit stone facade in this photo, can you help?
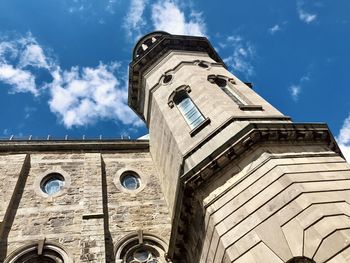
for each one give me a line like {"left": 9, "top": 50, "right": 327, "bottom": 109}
{"left": 1, "top": 32, "right": 350, "bottom": 263}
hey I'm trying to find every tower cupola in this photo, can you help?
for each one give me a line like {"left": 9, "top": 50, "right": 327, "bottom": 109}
{"left": 128, "top": 31, "right": 224, "bottom": 122}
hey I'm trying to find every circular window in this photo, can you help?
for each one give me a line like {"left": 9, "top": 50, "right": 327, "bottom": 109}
{"left": 121, "top": 172, "right": 141, "bottom": 190}
{"left": 162, "top": 74, "right": 173, "bottom": 84}
{"left": 114, "top": 168, "right": 148, "bottom": 194}
{"left": 41, "top": 173, "right": 65, "bottom": 195}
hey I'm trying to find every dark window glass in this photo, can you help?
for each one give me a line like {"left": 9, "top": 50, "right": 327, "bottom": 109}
{"left": 127, "top": 247, "right": 159, "bottom": 263}
{"left": 163, "top": 74, "right": 173, "bottom": 84}
{"left": 121, "top": 172, "right": 140, "bottom": 190}
{"left": 41, "top": 173, "right": 65, "bottom": 195}
{"left": 287, "top": 257, "right": 316, "bottom": 263}
{"left": 198, "top": 62, "right": 209, "bottom": 68}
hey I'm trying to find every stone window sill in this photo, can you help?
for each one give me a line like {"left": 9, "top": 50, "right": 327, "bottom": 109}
{"left": 190, "top": 118, "right": 211, "bottom": 137}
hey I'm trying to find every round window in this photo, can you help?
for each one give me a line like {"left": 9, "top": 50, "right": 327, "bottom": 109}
{"left": 41, "top": 173, "right": 65, "bottom": 195}
{"left": 121, "top": 172, "right": 141, "bottom": 190}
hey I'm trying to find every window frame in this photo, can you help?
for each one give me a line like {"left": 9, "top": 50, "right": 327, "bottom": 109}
{"left": 114, "top": 231, "right": 168, "bottom": 263}
{"left": 34, "top": 168, "right": 71, "bottom": 198}
{"left": 113, "top": 167, "right": 148, "bottom": 194}
{"left": 207, "top": 74, "right": 263, "bottom": 111}
{"left": 168, "top": 85, "right": 210, "bottom": 136}
{"left": 4, "top": 241, "right": 72, "bottom": 263}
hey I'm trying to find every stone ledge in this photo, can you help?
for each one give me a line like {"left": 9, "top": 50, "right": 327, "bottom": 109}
{"left": 0, "top": 140, "right": 149, "bottom": 153}
{"left": 182, "top": 122, "right": 341, "bottom": 188}
{"left": 167, "top": 121, "right": 344, "bottom": 261}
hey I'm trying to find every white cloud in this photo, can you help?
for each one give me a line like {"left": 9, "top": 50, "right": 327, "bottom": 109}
{"left": 289, "top": 74, "right": 310, "bottom": 101}
{"left": 106, "top": 0, "right": 118, "bottom": 14}
{"left": 297, "top": 1, "right": 317, "bottom": 24}
{"left": 269, "top": 24, "right": 281, "bottom": 34}
{"left": 19, "top": 44, "right": 49, "bottom": 69}
{"left": 48, "top": 63, "right": 142, "bottom": 128}
{"left": 289, "top": 85, "right": 301, "bottom": 101}
{"left": 0, "top": 42, "right": 18, "bottom": 62}
{"left": 0, "top": 33, "right": 52, "bottom": 96}
{"left": 222, "top": 35, "right": 255, "bottom": 77}
{"left": 124, "top": 0, "right": 148, "bottom": 39}
{"left": 0, "top": 32, "right": 143, "bottom": 130}
{"left": 24, "top": 106, "right": 37, "bottom": 119}
{"left": 151, "top": 0, "right": 206, "bottom": 36}
{"left": 336, "top": 114, "right": 350, "bottom": 162}
{"left": 0, "top": 64, "right": 38, "bottom": 95}
{"left": 227, "top": 35, "right": 242, "bottom": 42}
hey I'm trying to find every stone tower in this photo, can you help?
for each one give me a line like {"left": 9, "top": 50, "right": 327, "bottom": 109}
{"left": 129, "top": 31, "right": 350, "bottom": 262}
{"left": 1, "top": 31, "right": 350, "bottom": 263}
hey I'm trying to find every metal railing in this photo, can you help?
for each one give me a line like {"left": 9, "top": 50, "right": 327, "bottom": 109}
{"left": 0, "top": 135, "right": 138, "bottom": 141}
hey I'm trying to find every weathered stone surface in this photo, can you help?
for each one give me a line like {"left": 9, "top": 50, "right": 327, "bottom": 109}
{"left": 1, "top": 31, "right": 349, "bottom": 263}
{"left": 0, "top": 149, "right": 171, "bottom": 262}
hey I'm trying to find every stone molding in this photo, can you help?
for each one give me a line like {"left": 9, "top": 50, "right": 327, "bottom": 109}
{"left": 0, "top": 140, "right": 149, "bottom": 153}
{"left": 4, "top": 240, "right": 73, "bottom": 263}
{"left": 33, "top": 166, "right": 71, "bottom": 198}
{"left": 168, "top": 122, "right": 344, "bottom": 261}
{"left": 113, "top": 167, "right": 149, "bottom": 195}
{"left": 182, "top": 122, "right": 341, "bottom": 188}
{"left": 114, "top": 230, "right": 169, "bottom": 262}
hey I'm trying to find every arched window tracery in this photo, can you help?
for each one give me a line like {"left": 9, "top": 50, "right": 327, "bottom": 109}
{"left": 4, "top": 241, "right": 72, "bottom": 263}
{"left": 115, "top": 231, "right": 168, "bottom": 263}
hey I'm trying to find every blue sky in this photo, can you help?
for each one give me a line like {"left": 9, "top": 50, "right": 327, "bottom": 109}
{"left": 0, "top": 0, "right": 349, "bottom": 160}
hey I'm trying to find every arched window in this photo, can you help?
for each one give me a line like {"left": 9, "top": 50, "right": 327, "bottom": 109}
{"left": 208, "top": 75, "right": 246, "bottom": 106}
{"left": 4, "top": 241, "right": 72, "bottom": 263}
{"left": 173, "top": 90, "right": 205, "bottom": 129}
{"left": 115, "top": 231, "right": 168, "bottom": 263}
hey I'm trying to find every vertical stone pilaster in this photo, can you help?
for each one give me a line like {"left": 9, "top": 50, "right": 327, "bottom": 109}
{"left": 0, "top": 154, "right": 30, "bottom": 262}
{"left": 0, "top": 154, "right": 29, "bottom": 236}
{"left": 80, "top": 153, "right": 105, "bottom": 262}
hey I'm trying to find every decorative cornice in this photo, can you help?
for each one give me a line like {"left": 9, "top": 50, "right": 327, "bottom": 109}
{"left": 182, "top": 122, "right": 341, "bottom": 188}
{"left": 0, "top": 140, "right": 149, "bottom": 153}
{"left": 169, "top": 122, "right": 344, "bottom": 261}
{"left": 182, "top": 116, "right": 292, "bottom": 161}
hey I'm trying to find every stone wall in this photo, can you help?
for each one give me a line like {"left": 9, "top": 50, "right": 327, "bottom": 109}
{"left": 0, "top": 146, "right": 171, "bottom": 262}
{"left": 194, "top": 144, "right": 350, "bottom": 263}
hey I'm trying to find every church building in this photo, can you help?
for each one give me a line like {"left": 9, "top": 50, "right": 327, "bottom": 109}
{"left": 1, "top": 31, "right": 350, "bottom": 263}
